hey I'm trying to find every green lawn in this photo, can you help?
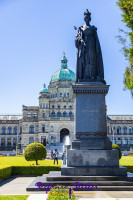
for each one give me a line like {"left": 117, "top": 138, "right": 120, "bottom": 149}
{"left": 120, "top": 156, "right": 133, "bottom": 166}
{"left": 0, "top": 195, "right": 29, "bottom": 200}
{"left": 0, "top": 156, "right": 62, "bottom": 169}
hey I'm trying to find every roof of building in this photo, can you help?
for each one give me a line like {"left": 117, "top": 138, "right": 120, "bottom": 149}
{"left": 108, "top": 115, "right": 133, "bottom": 120}
{"left": 40, "top": 84, "right": 48, "bottom": 93}
{"left": 51, "top": 54, "right": 75, "bottom": 82}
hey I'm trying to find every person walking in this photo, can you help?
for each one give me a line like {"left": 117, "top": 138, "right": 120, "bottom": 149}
{"left": 53, "top": 149, "right": 59, "bottom": 165}
{"left": 51, "top": 150, "right": 53, "bottom": 159}
{"left": 62, "top": 150, "right": 66, "bottom": 165}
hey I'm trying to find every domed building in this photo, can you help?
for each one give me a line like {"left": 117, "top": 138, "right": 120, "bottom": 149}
{"left": 21, "top": 54, "right": 76, "bottom": 152}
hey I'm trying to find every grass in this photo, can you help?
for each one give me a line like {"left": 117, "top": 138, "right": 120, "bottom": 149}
{"left": 0, "top": 156, "right": 62, "bottom": 169}
{"left": 0, "top": 195, "right": 29, "bottom": 200}
{"left": 119, "top": 156, "right": 133, "bottom": 166}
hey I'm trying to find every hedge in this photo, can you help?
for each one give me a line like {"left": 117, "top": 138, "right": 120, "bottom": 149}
{"left": 0, "top": 167, "right": 12, "bottom": 181}
{"left": 12, "top": 166, "right": 61, "bottom": 176}
{"left": 0, "top": 166, "right": 61, "bottom": 181}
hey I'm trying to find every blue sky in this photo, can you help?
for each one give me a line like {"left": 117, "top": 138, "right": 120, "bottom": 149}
{"left": 0, "top": 0, "right": 132, "bottom": 115}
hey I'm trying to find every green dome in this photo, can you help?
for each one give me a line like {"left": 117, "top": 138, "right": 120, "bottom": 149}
{"left": 40, "top": 84, "right": 48, "bottom": 93}
{"left": 51, "top": 55, "right": 75, "bottom": 82}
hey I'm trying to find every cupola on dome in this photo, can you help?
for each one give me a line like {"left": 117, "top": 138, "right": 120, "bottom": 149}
{"left": 51, "top": 54, "right": 75, "bottom": 82}
{"left": 40, "top": 84, "right": 48, "bottom": 93}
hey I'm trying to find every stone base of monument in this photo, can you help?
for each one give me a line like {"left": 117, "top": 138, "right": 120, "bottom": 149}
{"left": 26, "top": 171, "right": 133, "bottom": 191}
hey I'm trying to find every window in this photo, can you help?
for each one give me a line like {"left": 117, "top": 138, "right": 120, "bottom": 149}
{"left": 58, "top": 105, "right": 60, "bottom": 109}
{"left": 117, "top": 127, "right": 121, "bottom": 134}
{"left": 52, "top": 105, "right": 54, "bottom": 109}
{"left": 14, "top": 126, "right": 17, "bottom": 135}
{"left": 8, "top": 127, "right": 12, "bottom": 135}
{"left": 123, "top": 127, "right": 127, "bottom": 134}
{"left": 13, "top": 138, "right": 17, "bottom": 146}
{"left": 69, "top": 112, "right": 73, "bottom": 117}
{"left": 29, "top": 125, "right": 34, "bottom": 133}
{"left": 129, "top": 138, "right": 133, "bottom": 144}
{"left": 1, "top": 138, "right": 5, "bottom": 146}
{"left": 43, "top": 113, "right": 45, "bottom": 118}
{"left": 129, "top": 127, "right": 133, "bottom": 134}
{"left": 51, "top": 112, "right": 55, "bottom": 117}
{"left": 42, "top": 126, "right": 45, "bottom": 133}
{"left": 60, "top": 93, "right": 62, "bottom": 97}
{"left": 63, "top": 112, "right": 67, "bottom": 117}
{"left": 29, "top": 137, "right": 34, "bottom": 144}
{"left": 27, "top": 113, "right": 31, "bottom": 118}
{"left": 57, "top": 112, "right": 61, "bottom": 117}
{"left": 64, "top": 105, "right": 66, "bottom": 109}
{"left": 111, "top": 137, "right": 116, "bottom": 144}
{"left": 69, "top": 105, "right": 72, "bottom": 109}
{"left": 7, "top": 138, "right": 11, "bottom": 146}
{"left": 2, "top": 127, "right": 6, "bottom": 135}
{"left": 67, "top": 93, "right": 69, "bottom": 97}
{"left": 43, "top": 103, "right": 45, "bottom": 108}
{"left": 51, "top": 136, "right": 54, "bottom": 144}
{"left": 117, "top": 138, "right": 122, "bottom": 145}
{"left": 33, "top": 113, "right": 37, "bottom": 118}
{"left": 123, "top": 137, "right": 128, "bottom": 144}
{"left": 40, "top": 104, "right": 42, "bottom": 108}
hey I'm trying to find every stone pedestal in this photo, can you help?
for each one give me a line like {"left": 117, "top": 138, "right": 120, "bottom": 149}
{"left": 61, "top": 82, "right": 127, "bottom": 176}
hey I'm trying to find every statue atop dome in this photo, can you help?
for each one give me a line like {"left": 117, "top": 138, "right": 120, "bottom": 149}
{"left": 75, "top": 9, "right": 105, "bottom": 83}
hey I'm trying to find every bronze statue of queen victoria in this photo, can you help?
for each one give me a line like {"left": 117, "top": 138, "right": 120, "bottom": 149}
{"left": 75, "top": 9, "right": 105, "bottom": 83}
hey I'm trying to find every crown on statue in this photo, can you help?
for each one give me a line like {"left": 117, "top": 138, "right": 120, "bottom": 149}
{"left": 84, "top": 9, "right": 91, "bottom": 16}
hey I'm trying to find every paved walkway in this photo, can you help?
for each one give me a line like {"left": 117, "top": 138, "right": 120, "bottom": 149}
{"left": 0, "top": 176, "right": 133, "bottom": 199}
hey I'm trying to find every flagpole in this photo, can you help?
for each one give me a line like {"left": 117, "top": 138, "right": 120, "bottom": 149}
{"left": 113, "top": 127, "right": 114, "bottom": 144}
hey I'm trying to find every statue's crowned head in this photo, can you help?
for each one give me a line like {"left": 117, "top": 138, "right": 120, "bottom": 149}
{"left": 84, "top": 9, "right": 91, "bottom": 24}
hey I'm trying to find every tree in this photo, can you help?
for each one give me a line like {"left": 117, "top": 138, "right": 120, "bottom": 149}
{"left": 112, "top": 144, "right": 122, "bottom": 159}
{"left": 117, "top": 0, "right": 133, "bottom": 95}
{"left": 24, "top": 143, "right": 47, "bottom": 165}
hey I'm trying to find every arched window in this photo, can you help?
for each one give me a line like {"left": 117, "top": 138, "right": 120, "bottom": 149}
{"left": 129, "top": 127, "right": 133, "bottom": 134}
{"left": 8, "top": 127, "right": 12, "bottom": 135}
{"left": 58, "top": 105, "right": 60, "bottom": 109}
{"left": 52, "top": 105, "right": 54, "bottom": 109}
{"left": 69, "top": 105, "right": 72, "bottom": 109}
{"left": 29, "top": 125, "right": 34, "bottom": 133}
{"left": 117, "top": 127, "right": 121, "bottom": 134}
{"left": 57, "top": 112, "right": 61, "bottom": 117}
{"left": 123, "top": 127, "right": 127, "bottom": 134}
{"left": 33, "top": 113, "right": 37, "bottom": 118}
{"left": 7, "top": 138, "right": 11, "bottom": 146}
{"left": 69, "top": 112, "right": 73, "bottom": 117}
{"left": 63, "top": 112, "right": 67, "bottom": 117}
{"left": 2, "top": 127, "right": 6, "bottom": 135}
{"left": 29, "top": 137, "right": 34, "bottom": 144}
{"left": 123, "top": 137, "right": 128, "bottom": 144}
{"left": 129, "top": 138, "right": 133, "bottom": 144}
{"left": 1, "top": 138, "right": 5, "bottom": 146}
{"left": 43, "top": 113, "right": 45, "bottom": 118}
{"left": 14, "top": 126, "right": 17, "bottom": 135}
{"left": 64, "top": 105, "right": 66, "bottom": 109}
{"left": 51, "top": 112, "right": 55, "bottom": 117}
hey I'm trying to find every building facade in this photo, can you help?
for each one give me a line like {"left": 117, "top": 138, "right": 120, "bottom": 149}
{"left": 0, "top": 55, "right": 133, "bottom": 153}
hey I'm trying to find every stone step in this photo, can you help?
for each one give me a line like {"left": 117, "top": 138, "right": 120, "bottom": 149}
{"left": 35, "top": 180, "right": 133, "bottom": 186}
{"left": 27, "top": 185, "right": 133, "bottom": 191}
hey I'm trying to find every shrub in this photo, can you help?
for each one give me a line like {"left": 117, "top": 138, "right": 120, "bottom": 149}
{"left": 112, "top": 144, "right": 122, "bottom": 159}
{"left": 0, "top": 167, "right": 12, "bottom": 181}
{"left": 48, "top": 186, "right": 77, "bottom": 200}
{"left": 0, "top": 154, "right": 4, "bottom": 157}
{"left": 24, "top": 143, "right": 47, "bottom": 165}
{"left": 12, "top": 166, "right": 61, "bottom": 176}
